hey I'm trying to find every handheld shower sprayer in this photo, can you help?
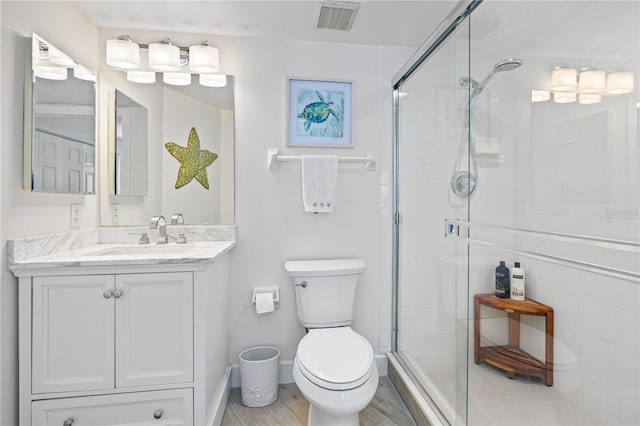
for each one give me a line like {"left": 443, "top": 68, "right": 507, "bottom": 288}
{"left": 449, "top": 58, "right": 523, "bottom": 200}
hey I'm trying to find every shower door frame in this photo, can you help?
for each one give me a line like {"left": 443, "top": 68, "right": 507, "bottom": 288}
{"left": 391, "top": 0, "right": 482, "bottom": 424}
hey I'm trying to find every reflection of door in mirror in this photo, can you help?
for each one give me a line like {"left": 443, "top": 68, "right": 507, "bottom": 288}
{"left": 27, "top": 34, "right": 96, "bottom": 194}
{"left": 114, "top": 90, "right": 148, "bottom": 196}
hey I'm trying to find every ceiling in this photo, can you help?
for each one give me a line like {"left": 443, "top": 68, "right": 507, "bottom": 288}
{"left": 73, "top": 0, "right": 457, "bottom": 48}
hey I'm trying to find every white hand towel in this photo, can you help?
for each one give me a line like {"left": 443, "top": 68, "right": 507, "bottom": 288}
{"left": 301, "top": 155, "right": 338, "bottom": 213}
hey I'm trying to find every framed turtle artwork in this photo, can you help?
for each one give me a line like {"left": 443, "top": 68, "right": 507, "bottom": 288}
{"left": 287, "top": 78, "right": 353, "bottom": 147}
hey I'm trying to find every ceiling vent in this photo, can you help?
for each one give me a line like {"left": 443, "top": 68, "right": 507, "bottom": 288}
{"left": 314, "top": 1, "right": 360, "bottom": 31}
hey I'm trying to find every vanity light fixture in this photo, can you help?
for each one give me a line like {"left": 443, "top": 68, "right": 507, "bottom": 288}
{"left": 553, "top": 92, "right": 576, "bottom": 103}
{"left": 199, "top": 73, "right": 227, "bottom": 87}
{"left": 148, "top": 39, "right": 180, "bottom": 71}
{"left": 606, "top": 71, "right": 634, "bottom": 94}
{"left": 189, "top": 41, "right": 219, "bottom": 73}
{"left": 34, "top": 65, "right": 68, "bottom": 80}
{"left": 578, "top": 69, "right": 606, "bottom": 94}
{"left": 163, "top": 72, "right": 191, "bottom": 86}
{"left": 73, "top": 66, "right": 95, "bottom": 82}
{"left": 551, "top": 67, "right": 577, "bottom": 92}
{"left": 47, "top": 46, "right": 76, "bottom": 67}
{"left": 531, "top": 90, "right": 550, "bottom": 102}
{"left": 578, "top": 93, "right": 601, "bottom": 104}
{"left": 105, "top": 35, "right": 223, "bottom": 87}
{"left": 534, "top": 66, "right": 635, "bottom": 105}
{"left": 106, "top": 35, "right": 140, "bottom": 69}
{"left": 126, "top": 70, "right": 156, "bottom": 84}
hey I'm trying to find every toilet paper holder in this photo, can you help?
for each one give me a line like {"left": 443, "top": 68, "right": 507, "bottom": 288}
{"left": 252, "top": 286, "right": 280, "bottom": 310}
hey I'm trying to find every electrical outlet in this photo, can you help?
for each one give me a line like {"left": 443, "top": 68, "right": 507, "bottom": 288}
{"left": 111, "top": 204, "right": 119, "bottom": 225}
{"left": 70, "top": 204, "right": 81, "bottom": 229}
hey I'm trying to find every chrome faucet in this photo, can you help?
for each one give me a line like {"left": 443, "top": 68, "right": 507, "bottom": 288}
{"left": 170, "top": 213, "right": 184, "bottom": 225}
{"left": 150, "top": 215, "right": 168, "bottom": 244}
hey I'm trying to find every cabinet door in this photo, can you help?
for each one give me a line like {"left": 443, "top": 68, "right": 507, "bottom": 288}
{"left": 115, "top": 272, "right": 193, "bottom": 388}
{"left": 32, "top": 275, "right": 115, "bottom": 394}
{"left": 31, "top": 388, "right": 193, "bottom": 425}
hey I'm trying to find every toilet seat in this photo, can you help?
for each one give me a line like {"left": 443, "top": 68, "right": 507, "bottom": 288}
{"left": 295, "top": 327, "right": 374, "bottom": 391}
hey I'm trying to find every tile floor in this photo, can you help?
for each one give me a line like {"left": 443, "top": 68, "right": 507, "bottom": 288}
{"left": 402, "top": 350, "right": 603, "bottom": 425}
{"left": 221, "top": 376, "right": 416, "bottom": 425}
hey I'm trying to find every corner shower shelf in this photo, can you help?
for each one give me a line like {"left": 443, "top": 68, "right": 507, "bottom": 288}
{"left": 474, "top": 294, "right": 554, "bottom": 386}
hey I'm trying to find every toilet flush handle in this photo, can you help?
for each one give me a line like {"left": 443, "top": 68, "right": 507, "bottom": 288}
{"left": 294, "top": 281, "right": 308, "bottom": 288}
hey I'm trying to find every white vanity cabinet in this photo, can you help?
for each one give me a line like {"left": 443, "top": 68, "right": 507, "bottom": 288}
{"left": 14, "top": 248, "right": 232, "bottom": 426}
{"left": 32, "top": 272, "right": 193, "bottom": 395}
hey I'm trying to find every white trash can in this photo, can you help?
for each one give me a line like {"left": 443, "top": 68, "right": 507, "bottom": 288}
{"left": 239, "top": 346, "right": 280, "bottom": 407}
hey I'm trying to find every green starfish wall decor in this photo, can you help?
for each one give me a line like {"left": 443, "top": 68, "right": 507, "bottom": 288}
{"left": 165, "top": 127, "right": 218, "bottom": 189}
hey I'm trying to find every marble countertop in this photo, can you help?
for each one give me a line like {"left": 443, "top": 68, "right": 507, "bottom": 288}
{"left": 8, "top": 226, "right": 236, "bottom": 271}
{"left": 9, "top": 241, "right": 235, "bottom": 270}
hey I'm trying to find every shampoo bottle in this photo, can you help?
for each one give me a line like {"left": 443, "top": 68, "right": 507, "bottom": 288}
{"left": 510, "top": 262, "right": 525, "bottom": 300}
{"left": 495, "top": 261, "right": 510, "bottom": 298}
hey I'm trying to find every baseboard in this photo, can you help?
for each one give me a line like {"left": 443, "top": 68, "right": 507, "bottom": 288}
{"left": 207, "top": 365, "right": 232, "bottom": 426}
{"left": 230, "top": 354, "right": 389, "bottom": 389}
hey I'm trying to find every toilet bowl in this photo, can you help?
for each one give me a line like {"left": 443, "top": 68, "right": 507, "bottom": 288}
{"left": 293, "top": 328, "right": 378, "bottom": 425}
{"left": 285, "top": 259, "right": 377, "bottom": 426}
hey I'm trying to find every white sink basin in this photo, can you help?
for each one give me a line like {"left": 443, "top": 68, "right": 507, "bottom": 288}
{"left": 90, "top": 244, "right": 196, "bottom": 256}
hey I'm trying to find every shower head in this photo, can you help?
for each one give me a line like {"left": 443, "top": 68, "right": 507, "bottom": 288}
{"left": 474, "top": 58, "right": 523, "bottom": 96}
{"left": 458, "top": 58, "right": 524, "bottom": 99}
{"left": 494, "top": 58, "right": 523, "bottom": 72}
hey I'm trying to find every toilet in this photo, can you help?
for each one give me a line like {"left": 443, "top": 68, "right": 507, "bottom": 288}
{"left": 285, "top": 258, "right": 378, "bottom": 426}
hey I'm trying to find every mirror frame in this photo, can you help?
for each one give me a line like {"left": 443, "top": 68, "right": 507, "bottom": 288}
{"left": 109, "top": 89, "right": 149, "bottom": 197}
{"left": 24, "top": 34, "right": 97, "bottom": 194}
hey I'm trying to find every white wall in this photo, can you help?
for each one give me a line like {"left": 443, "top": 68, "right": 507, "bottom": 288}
{"left": 0, "top": 2, "right": 99, "bottom": 425}
{"left": 1, "top": 5, "right": 415, "bottom": 424}
{"left": 223, "top": 36, "right": 412, "bottom": 370}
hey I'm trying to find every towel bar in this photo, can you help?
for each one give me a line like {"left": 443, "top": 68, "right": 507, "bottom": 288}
{"left": 267, "top": 148, "right": 376, "bottom": 170}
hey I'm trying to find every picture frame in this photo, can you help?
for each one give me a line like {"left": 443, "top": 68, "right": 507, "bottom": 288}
{"left": 287, "top": 77, "right": 353, "bottom": 147}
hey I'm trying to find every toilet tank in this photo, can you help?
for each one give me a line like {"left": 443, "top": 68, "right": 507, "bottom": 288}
{"left": 284, "top": 259, "right": 366, "bottom": 328}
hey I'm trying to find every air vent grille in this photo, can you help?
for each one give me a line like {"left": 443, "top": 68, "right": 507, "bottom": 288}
{"left": 315, "top": 1, "right": 360, "bottom": 31}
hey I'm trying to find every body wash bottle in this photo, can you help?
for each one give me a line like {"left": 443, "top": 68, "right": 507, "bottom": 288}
{"left": 510, "top": 262, "right": 525, "bottom": 300}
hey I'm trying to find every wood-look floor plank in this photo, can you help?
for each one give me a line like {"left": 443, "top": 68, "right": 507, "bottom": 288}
{"left": 222, "top": 377, "right": 415, "bottom": 426}
{"left": 228, "top": 388, "right": 298, "bottom": 426}
{"left": 221, "top": 402, "right": 245, "bottom": 426}
{"left": 273, "top": 383, "right": 309, "bottom": 425}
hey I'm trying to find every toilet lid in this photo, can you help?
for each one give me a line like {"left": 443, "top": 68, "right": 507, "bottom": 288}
{"left": 296, "top": 327, "right": 374, "bottom": 391}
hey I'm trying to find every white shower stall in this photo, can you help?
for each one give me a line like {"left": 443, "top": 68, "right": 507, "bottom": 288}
{"left": 391, "top": 1, "right": 639, "bottom": 425}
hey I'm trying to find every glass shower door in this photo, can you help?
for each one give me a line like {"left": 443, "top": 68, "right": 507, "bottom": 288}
{"left": 394, "top": 1, "right": 639, "bottom": 425}
{"left": 394, "top": 15, "right": 472, "bottom": 424}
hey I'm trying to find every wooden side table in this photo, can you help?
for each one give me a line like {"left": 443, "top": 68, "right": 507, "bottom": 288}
{"left": 474, "top": 294, "right": 554, "bottom": 386}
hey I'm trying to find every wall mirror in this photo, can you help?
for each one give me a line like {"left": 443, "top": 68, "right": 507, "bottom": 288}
{"left": 99, "top": 70, "right": 235, "bottom": 226}
{"left": 113, "top": 89, "right": 148, "bottom": 196}
{"left": 24, "top": 33, "right": 96, "bottom": 194}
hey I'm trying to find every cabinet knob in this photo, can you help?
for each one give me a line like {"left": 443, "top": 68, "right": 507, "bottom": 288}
{"left": 103, "top": 290, "right": 113, "bottom": 299}
{"left": 113, "top": 290, "right": 123, "bottom": 299}
{"left": 153, "top": 409, "right": 163, "bottom": 419}
{"left": 63, "top": 418, "right": 74, "bottom": 426}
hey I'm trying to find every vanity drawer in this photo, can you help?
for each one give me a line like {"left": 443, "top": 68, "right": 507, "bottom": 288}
{"left": 31, "top": 388, "right": 193, "bottom": 426}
